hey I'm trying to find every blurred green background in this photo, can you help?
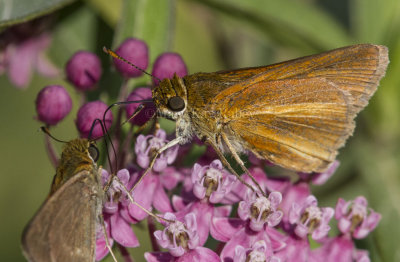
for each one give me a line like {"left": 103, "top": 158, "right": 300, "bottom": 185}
{"left": 1, "top": 0, "right": 399, "bottom": 261}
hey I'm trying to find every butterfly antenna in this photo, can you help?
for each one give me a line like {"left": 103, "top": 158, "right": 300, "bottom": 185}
{"left": 99, "top": 100, "right": 152, "bottom": 177}
{"left": 103, "top": 46, "right": 162, "bottom": 83}
{"left": 88, "top": 119, "right": 116, "bottom": 175}
{"left": 40, "top": 126, "right": 68, "bottom": 143}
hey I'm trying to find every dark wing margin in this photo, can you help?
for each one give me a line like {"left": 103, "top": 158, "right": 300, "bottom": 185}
{"left": 22, "top": 170, "right": 100, "bottom": 262}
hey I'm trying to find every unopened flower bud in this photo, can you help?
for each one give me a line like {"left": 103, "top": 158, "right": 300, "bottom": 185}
{"left": 152, "top": 53, "right": 187, "bottom": 85}
{"left": 76, "top": 101, "right": 112, "bottom": 139}
{"left": 113, "top": 38, "right": 148, "bottom": 78}
{"left": 66, "top": 51, "right": 102, "bottom": 90}
{"left": 125, "top": 87, "right": 155, "bottom": 126}
{"left": 35, "top": 85, "right": 72, "bottom": 125}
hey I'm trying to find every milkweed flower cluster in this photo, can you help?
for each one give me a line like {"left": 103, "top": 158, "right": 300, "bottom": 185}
{"left": 34, "top": 38, "right": 381, "bottom": 262}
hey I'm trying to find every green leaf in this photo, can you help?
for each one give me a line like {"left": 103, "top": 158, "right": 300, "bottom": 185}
{"left": 0, "top": 0, "right": 75, "bottom": 26}
{"left": 351, "top": 0, "right": 400, "bottom": 43}
{"left": 192, "top": 0, "right": 352, "bottom": 51}
{"left": 113, "top": 0, "right": 175, "bottom": 61}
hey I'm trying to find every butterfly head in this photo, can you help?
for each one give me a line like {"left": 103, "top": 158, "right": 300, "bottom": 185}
{"left": 152, "top": 74, "right": 187, "bottom": 121}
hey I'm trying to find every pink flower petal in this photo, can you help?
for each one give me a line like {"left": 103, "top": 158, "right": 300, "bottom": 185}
{"left": 335, "top": 198, "right": 348, "bottom": 219}
{"left": 172, "top": 195, "right": 186, "bottom": 211}
{"left": 160, "top": 167, "right": 182, "bottom": 190}
{"left": 8, "top": 40, "right": 35, "bottom": 88}
{"left": 289, "top": 202, "right": 301, "bottom": 224}
{"left": 294, "top": 224, "right": 308, "bottom": 239}
{"left": 145, "top": 251, "right": 174, "bottom": 262}
{"left": 214, "top": 205, "right": 232, "bottom": 217}
{"left": 129, "top": 174, "right": 157, "bottom": 220}
{"left": 210, "top": 217, "right": 244, "bottom": 242}
{"left": 154, "top": 157, "right": 168, "bottom": 172}
{"left": 311, "top": 160, "right": 339, "bottom": 185}
{"left": 338, "top": 218, "right": 351, "bottom": 233}
{"left": 269, "top": 192, "right": 282, "bottom": 209}
{"left": 177, "top": 247, "right": 220, "bottom": 262}
{"left": 153, "top": 182, "right": 173, "bottom": 213}
{"left": 175, "top": 202, "right": 212, "bottom": 246}
{"left": 95, "top": 224, "right": 114, "bottom": 261}
{"left": 265, "top": 227, "right": 287, "bottom": 251}
{"left": 267, "top": 210, "right": 283, "bottom": 227}
{"left": 110, "top": 214, "right": 139, "bottom": 247}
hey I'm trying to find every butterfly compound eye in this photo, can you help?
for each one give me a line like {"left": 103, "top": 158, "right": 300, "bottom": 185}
{"left": 88, "top": 144, "right": 99, "bottom": 162}
{"left": 167, "top": 96, "right": 185, "bottom": 112}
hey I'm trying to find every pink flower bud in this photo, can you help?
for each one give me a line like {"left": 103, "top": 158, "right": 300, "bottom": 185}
{"left": 125, "top": 87, "right": 155, "bottom": 126}
{"left": 66, "top": 51, "right": 102, "bottom": 90}
{"left": 35, "top": 85, "right": 72, "bottom": 125}
{"left": 152, "top": 53, "right": 187, "bottom": 85}
{"left": 113, "top": 38, "right": 149, "bottom": 78}
{"left": 76, "top": 101, "right": 112, "bottom": 139}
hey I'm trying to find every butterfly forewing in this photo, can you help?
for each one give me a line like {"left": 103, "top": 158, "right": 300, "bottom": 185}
{"left": 22, "top": 170, "right": 101, "bottom": 262}
{"left": 209, "top": 44, "right": 388, "bottom": 172}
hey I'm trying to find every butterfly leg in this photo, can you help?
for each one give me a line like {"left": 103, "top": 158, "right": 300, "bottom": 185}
{"left": 204, "top": 136, "right": 258, "bottom": 194}
{"left": 130, "top": 137, "right": 183, "bottom": 193}
{"left": 99, "top": 213, "right": 118, "bottom": 262}
{"left": 220, "top": 132, "right": 266, "bottom": 196}
{"left": 111, "top": 175, "right": 172, "bottom": 223}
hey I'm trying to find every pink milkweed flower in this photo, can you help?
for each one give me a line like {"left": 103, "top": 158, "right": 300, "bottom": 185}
{"left": 211, "top": 216, "right": 286, "bottom": 261}
{"left": 211, "top": 191, "right": 286, "bottom": 261}
{"left": 172, "top": 160, "right": 234, "bottom": 245}
{"left": 192, "top": 159, "right": 237, "bottom": 203}
{"left": 335, "top": 196, "right": 381, "bottom": 239}
{"left": 234, "top": 240, "right": 281, "bottom": 262}
{"left": 238, "top": 191, "right": 283, "bottom": 232}
{"left": 135, "top": 129, "right": 179, "bottom": 172}
{"left": 145, "top": 247, "right": 220, "bottom": 262}
{"left": 128, "top": 166, "right": 182, "bottom": 218}
{"left": 146, "top": 212, "right": 219, "bottom": 262}
{"left": 154, "top": 213, "right": 199, "bottom": 257}
{"left": 310, "top": 235, "right": 371, "bottom": 262}
{"left": 298, "top": 160, "right": 340, "bottom": 185}
{"left": 96, "top": 169, "right": 140, "bottom": 260}
{"left": 289, "top": 195, "right": 334, "bottom": 240}
{"left": 223, "top": 167, "right": 270, "bottom": 204}
{"left": 172, "top": 195, "right": 232, "bottom": 246}
{"left": 273, "top": 234, "right": 311, "bottom": 262}
{"left": 95, "top": 219, "right": 114, "bottom": 261}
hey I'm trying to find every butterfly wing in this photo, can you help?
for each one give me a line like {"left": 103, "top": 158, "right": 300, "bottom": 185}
{"left": 22, "top": 170, "right": 101, "bottom": 262}
{"left": 212, "top": 44, "right": 388, "bottom": 172}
